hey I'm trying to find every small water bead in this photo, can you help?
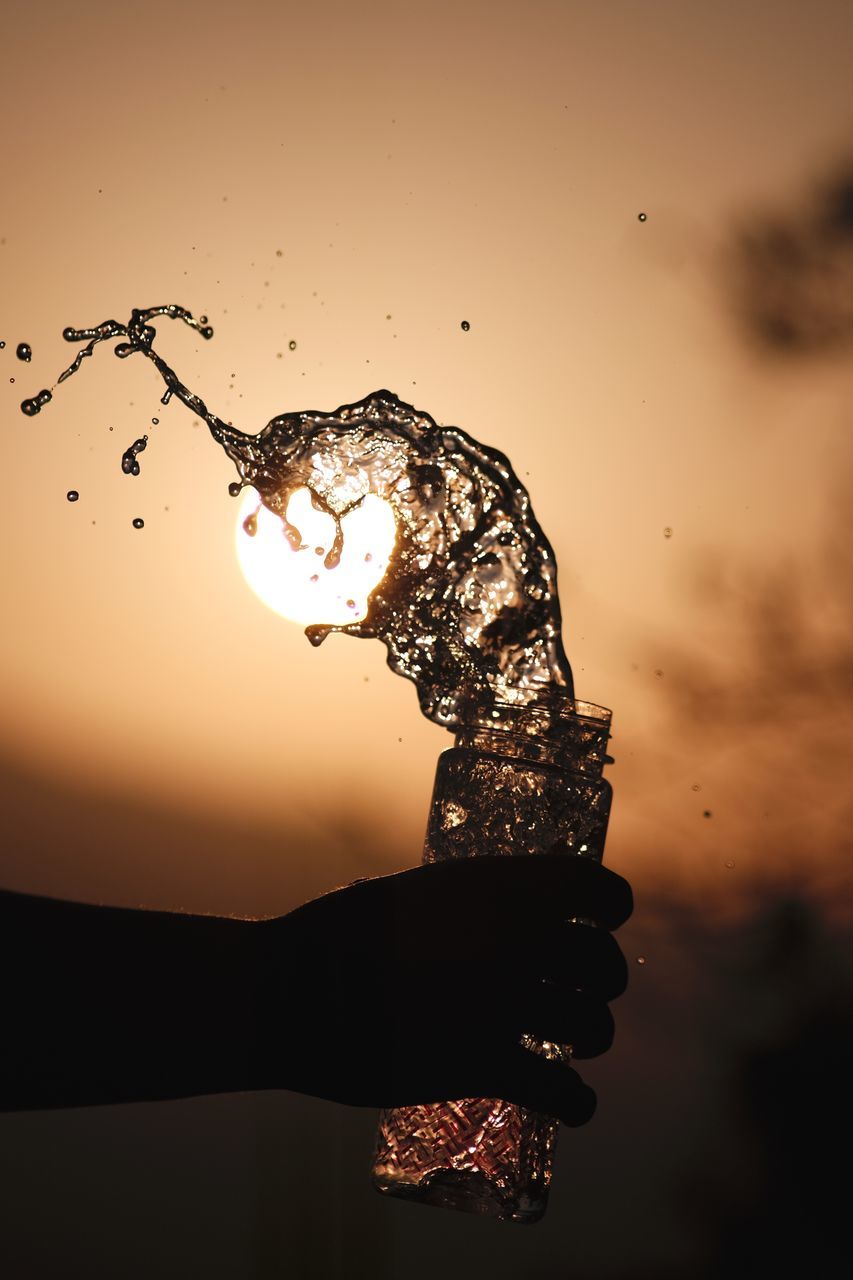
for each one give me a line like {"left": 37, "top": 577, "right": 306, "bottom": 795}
{"left": 243, "top": 511, "right": 258, "bottom": 537}
{"left": 636, "top": 956, "right": 646, "bottom": 965}
{"left": 703, "top": 809, "right": 713, "bottom": 818}
{"left": 132, "top": 517, "right": 145, "bottom": 529}
{"left": 663, "top": 526, "right": 672, "bottom": 538}
{"left": 0, "top": 340, "right": 5, "bottom": 348}
{"left": 460, "top": 320, "right": 470, "bottom": 331}
{"left": 288, "top": 340, "right": 297, "bottom": 350}
{"left": 638, "top": 212, "right": 647, "bottom": 222}
{"left": 121, "top": 435, "right": 148, "bottom": 476}
{"left": 654, "top": 668, "right": 664, "bottom": 678}
{"left": 16, "top": 343, "right": 32, "bottom": 361}
{"left": 725, "top": 860, "right": 735, "bottom": 869}
{"left": 228, "top": 481, "right": 242, "bottom": 497}
{"left": 691, "top": 783, "right": 701, "bottom": 792}
{"left": 67, "top": 490, "right": 79, "bottom": 502}
{"left": 151, "top": 417, "right": 159, "bottom": 425}
{"left": 20, "top": 388, "right": 52, "bottom": 416}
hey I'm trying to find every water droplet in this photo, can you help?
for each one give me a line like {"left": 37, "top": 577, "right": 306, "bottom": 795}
{"left": 310, "top": 573, "right": 319, "bottom": 583}
{"left": 151, "top": 417, "right": 159, "bottom": 425}
{"left": 703, "top": 810, "right": 713, "bottom": 818}
{"left": 66, "top": 490, "right": 79, "bottom": 502}
{"left": 121, "top": 435, "right": 148, "bottom": 476}
{"left": 663, "top": 526, "right": 672, "bottom": 538}
{"left": 243, "top": 511, "right": 258, "bottom": 537}
{"left": 227, "top": 481, "right": 242, "bottom": 497}
{"left": 346, "top": 599, "right": 356, "bottom": 609}
{"left": 314, "top": 546, "right": 324, "bottom": 555}
{"left": 199, "top": 315, "right": 208, "bottom": 324}
{"left": 288, "top": 339, "right": 297, "bottom": 350}
{"left": 132, "top": 517, "right": 145, "bottom": 529}
{"left": 725, "top": 860, "right": 735, "bottom": 869}
{"left": 0, "top": 340, "right": 5, "bottom": 348}
{"left": 638, "top": 212, "right": 647, "bottom": 222}
{"left": 276, "top": 249, "right": 283, "bottom": 257}
{"left": 460, "top": 320, "right": 470, "bottom": 331}
{"left": 691, "top": 783, "right": 701, "bottom": 792}
{"left": 654, "top": 668, "right": 664, "bottom": 678}
{"left": 636, "top": 956, "right": 646, "bottom": 965}
{"left": 16, "top": 342, "right": 32, "bottom": 362}
{"left": 9, "top": 377, "right": 14, "bottom": 383}
{"left": 20, "top": 388, "right": 51, "bottom": 416}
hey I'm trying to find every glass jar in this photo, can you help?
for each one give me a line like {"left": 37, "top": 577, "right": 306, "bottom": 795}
{"left": 370, "top": 692, "right": 614, "bottom": 1223}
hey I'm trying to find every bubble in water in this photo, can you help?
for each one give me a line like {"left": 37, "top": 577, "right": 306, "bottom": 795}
{"left": 460, "top": 320, "right": 470, "bottom": 331}
{"left": 638, "top": 212, "right": 647, "bottom": 222}
{"left": 16, "top": 343, "right": 32, "bottom": 362}
{"left": 663, "top": 526, "right": 672, "bottom": 538}
{"left": 121, "top": 435, "right": 148, "bottom": 476}
{"left": 288, "top": 340, "right": 297, "bottom": 350}
{"left": 66, "top": 490, "right": 79, "bottom": 502}
{"left": 132, "top": 517, "right": 145, "bottom": 529}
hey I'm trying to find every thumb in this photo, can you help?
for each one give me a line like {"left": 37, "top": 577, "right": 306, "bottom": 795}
{"left": 498, "top": 1045, "right": 597, "bottom": 1127}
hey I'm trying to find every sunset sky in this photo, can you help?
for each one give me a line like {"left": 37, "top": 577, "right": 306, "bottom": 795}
{"left": 1, "top": 2, "right": 851, "bottom": 1276}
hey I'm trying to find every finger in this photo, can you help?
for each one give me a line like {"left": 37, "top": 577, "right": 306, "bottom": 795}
{"left": 496, "top": 1044, "right": 597, "bottom": 1127}
{"left": 512, "top": 986, "right": 615, "bottom": 1058}
{"left": 530, "top": 922, "right": 629, "bottom": 1000}
{"left": 426, "top": 854, "right": 633, "bottom": 932}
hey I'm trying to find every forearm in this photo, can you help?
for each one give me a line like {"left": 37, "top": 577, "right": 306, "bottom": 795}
{"left": 0, "top": 890, "right": 268, "bottom": 1110}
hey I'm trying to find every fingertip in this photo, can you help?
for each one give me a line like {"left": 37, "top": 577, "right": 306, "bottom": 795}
{"left": 562, "top": 1081, "right": 597, "bottom": 1127}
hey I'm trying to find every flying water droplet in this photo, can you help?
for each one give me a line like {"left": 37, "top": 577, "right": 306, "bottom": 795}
{"left": 132, "top": 517, "right": 145, "bottom": 529}
{"left": 460, "top": 320, "right": 470, "bottom": 331}
{"left": 66, "top": 490, "right": 79, "bottom": 502}
{"left": 638, "top": 212, "right": 647, "bottom": 222}
{"left": 288, "top": 339, "right": 297, "bottom": 350}
{"left": 16, "top": 343, "right": 32, "bottom": 362}
{"left": 121, "top": 435, "right": 148, "bottom": 476}
{"left": 20, "top": 389, "right": 52, "bottom": 416}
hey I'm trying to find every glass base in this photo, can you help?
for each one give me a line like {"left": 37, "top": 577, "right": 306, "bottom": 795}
{"left": 372, "top": 1165, "right": 546, "bottom": 1224}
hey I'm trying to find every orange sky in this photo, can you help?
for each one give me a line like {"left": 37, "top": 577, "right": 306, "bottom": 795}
{"left": 2, "top": 0, "right": 853, "bottom": 927}
{"left": 3, "top": 5, "right": 853, "bottom": 1278}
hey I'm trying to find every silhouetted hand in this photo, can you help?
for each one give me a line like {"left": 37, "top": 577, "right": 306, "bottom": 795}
{"left": 260, "top": 853, "right": 632, "bottom": 1126}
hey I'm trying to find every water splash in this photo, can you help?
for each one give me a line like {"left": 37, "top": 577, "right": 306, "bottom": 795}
{"left": 22, "top": 304, "right": 574, "bottom": 729}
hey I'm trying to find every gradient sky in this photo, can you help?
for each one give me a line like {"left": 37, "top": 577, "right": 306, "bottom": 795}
{"left": 1, "top": 2, "right": 852, "bottom": 1276}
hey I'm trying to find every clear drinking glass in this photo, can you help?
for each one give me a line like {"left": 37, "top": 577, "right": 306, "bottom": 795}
{"left": 370, "top": 693, "right": 614, "bottom": 1223}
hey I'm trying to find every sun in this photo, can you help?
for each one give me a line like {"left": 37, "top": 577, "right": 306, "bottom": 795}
{"left": 235, "top": 485, "right": 396, "bottom": 626}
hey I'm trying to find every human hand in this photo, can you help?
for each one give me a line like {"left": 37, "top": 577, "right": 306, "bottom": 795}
{"left": 258, "top": 853, "right": 632, "bottom": 1126}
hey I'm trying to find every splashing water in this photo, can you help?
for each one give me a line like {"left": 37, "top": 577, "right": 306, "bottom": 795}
{"left": 21, "top": 304, "right": 574, "bottom": 729}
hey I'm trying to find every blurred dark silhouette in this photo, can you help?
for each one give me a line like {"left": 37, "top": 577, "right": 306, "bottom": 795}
{"left": 730, "top": 161, "right": 853, "bottom": 354}
{"left": 679, "top": 896, "right": 852, "bottom": 1279}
